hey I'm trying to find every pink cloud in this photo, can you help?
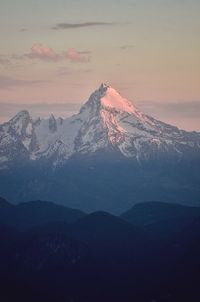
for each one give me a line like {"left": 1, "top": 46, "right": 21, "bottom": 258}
{"left": 8, "top": 44, "right": 90, "bottom": 64}
{"left": 66, "top": 48, "right": 89, "bottom": 63}
{"left": 25, "top": 43, "right": 60, "bottom": 61}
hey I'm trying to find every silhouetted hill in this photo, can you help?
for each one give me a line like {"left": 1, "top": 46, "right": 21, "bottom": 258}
{"left": 159, "top": 217, "right": 200, "bottom": 301}
{"left": 1, "top": 199, "right": 200, "bottom": 301}
{"left": 0, "top": 212, "right": 151, "bottom": 302}
{"left": 0, "top": 198, "right": 86, "bottom": 229}
{"left": 121, "top": 201, "right": 200, "bottom": 238}
{"left": 0, "top": 197, "right": 13, "bottom": 208}
{"left": 0, "top": 223, "right": 20, "bottom": 258}
{"left": 121, "top": 201, "right": 200, "bottom": 225}
{"left": 72, "top": 211, "right": 142, "bottom": 240}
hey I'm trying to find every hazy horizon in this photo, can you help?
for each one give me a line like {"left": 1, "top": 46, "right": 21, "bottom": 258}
{"left": 0, "top": 89, "right": 200, "bottom": 132}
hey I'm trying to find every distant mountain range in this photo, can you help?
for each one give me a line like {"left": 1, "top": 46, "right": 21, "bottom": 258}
{"left": 0, "top": 84, "right": 200, "bottom": 212}
{"left": 0, "top": 198, "right": 200, "bottom": 302}
{"left": 0, "top": 196, "right": 85, "bottom": 229}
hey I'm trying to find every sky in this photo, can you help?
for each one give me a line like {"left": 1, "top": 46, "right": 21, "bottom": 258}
{"left": 0, "top": 0, "right": 200, "bottom": 131}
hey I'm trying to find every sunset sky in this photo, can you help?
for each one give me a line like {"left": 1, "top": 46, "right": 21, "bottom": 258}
{"left": 0, "top": 0, "right": 200, "bottom": 130}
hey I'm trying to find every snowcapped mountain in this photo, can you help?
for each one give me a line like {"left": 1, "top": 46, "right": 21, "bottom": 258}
{"left": 0, "top": 83, "right": 200, "bottom": 169}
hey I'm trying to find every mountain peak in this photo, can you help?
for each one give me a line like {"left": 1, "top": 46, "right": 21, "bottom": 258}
{"left": 1, "top": 82, "right": 200, "bottom": 172}
{"left": 99, "top": 85, "right": 136, "bottom": 114}
{"left": 81, "top": 83, "right": 137, "bottom": 115}
{"left": 99, "top": 82, "right": 110, "bottom": 91}
{"left": 10, "top": 110, "right": 31, "bottom": 123}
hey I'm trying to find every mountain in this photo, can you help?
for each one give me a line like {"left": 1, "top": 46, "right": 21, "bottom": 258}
{"left": 1, "top": 83, "right": 200, "bottom": 168}
{"left": 0, "top": 84, "right": 200, "bottom": 212}
{"left": 121, "top": 201, "right": 200, "bottom": 238}
{"left": 121, "top": 202, "right": 200, "bottom": 226}
{"left": 69, "top": 211, "right": 145, "bottom": 252}
{"left": 0, "top": 198, "right": 85, "bottom": 229}
{"left": 0, "top": 212, "right": 150, "bottom": 302}
{"left": 169, "top": 217, "right": 200, "bottom": 301}
{"left": 1, "top": 206, "right": 200, "bottom": 301}
{"left": 0, "top": 196, "right": 13, "bottom": 208}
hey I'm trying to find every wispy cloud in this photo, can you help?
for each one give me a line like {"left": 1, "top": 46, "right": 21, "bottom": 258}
{"left": 56, "top": 67, "right": 72, "bottom": 76}
{"left": 120, "top": 45, "right": 135, "bottom": 50}
{"left": 56, "top": 66, "right": 93, "bottom": 77}
{"left": 78, "top": 50, "right": 91, "bottom": 55}
{"left": 52, "top": 22, "right": 117, "bottom": 30}
{"left": 0, "top": 75, "right": 46, "bottom": 90}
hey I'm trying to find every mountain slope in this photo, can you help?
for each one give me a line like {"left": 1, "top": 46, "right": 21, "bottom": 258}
{"left": 0, "top": 198, "right": 86, "bottom": 229}
{"left": 1, "top": 208, "right": 200, "bottom": 301}
{"left": 0, "top": 84, "right": 200, "bottom": 212}
{"left": 121, "top": 201, "right": 200, "bottom": 238}
{"left": 121, "top": 202, "right": 200, "bottom": 226}
{"left": 0, "top": 196, "right": 13, "bottom": 208}
{"left": 0, "top": 212, "right": 150, "bottom": 302}
{"left": 1, "top": 83, "right": 200, "bottom": 168}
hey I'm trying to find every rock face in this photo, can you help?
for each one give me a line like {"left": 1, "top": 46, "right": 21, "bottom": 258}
{"left": 0, "top": 83, "right": 200, "bottom": 168}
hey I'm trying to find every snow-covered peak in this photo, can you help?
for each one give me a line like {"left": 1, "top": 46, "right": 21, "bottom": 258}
{"left": 0, "top": 83, "right": 200, "bottom": 169}
{"left": 10, "top": 110, "right": 31, "bottom": 123}
{"left": 100, "top": 86, "right": 136, "bottom": 114}
{"left": 6, "top": 110, "right": 33, "bottom": 137}
{"left": 80, "top": 83, "right": 138, "bottom": 115}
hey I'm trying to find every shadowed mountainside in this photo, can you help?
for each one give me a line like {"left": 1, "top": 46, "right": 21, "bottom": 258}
{"left": 0, "top": 198, "right": 200, "bottom": 301}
